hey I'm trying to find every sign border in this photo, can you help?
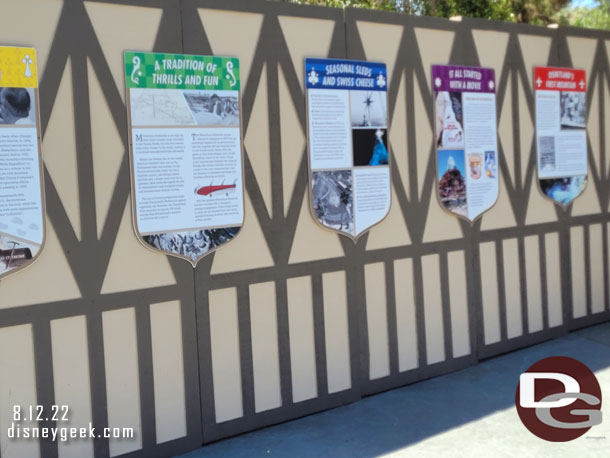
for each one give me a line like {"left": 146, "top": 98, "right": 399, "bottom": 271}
{"left": 305, "top": 56, "right": 393, "bottom": 243}
{"left": 432, "top": 63, "right": 500, "bottom": 225}
{"left": 124, "top": 50, "right": 246, "bottom": 267}
{"left": 0, "top": 46, "right": 47, "bottom": 281}
{"left": 533, "top": 65, "right": 589, "bottom": 209}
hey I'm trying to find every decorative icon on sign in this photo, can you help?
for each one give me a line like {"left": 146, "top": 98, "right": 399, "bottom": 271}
{"left": 308, "top": 69, "right": 319, "bottom": 86}
{"left": 376, "top": 73, "right": 386, "bottom": 88}
{"left": 130, "top": 56, "right": 142, "bottom": 84}
{"left": 22, "top": 55, "right": 33, "bottom": 77}
{"left": 225, "top": 61, "right": 237, "bottom": 88}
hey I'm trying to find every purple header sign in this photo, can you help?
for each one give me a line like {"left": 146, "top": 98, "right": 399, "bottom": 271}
{"left": 432, "top": 65, "right": 495, "bottom": 93}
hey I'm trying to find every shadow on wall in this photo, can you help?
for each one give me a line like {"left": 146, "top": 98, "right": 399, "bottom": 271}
{"left": 182, "top": 322, "right": 610, "bottom": 457}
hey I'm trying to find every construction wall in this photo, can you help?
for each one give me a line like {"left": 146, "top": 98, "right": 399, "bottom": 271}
{"left": 0, "top": 0, "right": 609, "bottom": 457}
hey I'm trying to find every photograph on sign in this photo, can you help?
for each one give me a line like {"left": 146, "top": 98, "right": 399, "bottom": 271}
{"left": 124, "top": 52, "right": 244, "bottom": 266}
{"left": 0, "top": 46, "right": 46, "bottom": 279}
{"left": 432, "top": 64, "right": 499, "bottom": 223}
{"left": 305, "top": 58, "right": 391, "bottom": 240}
{"left": 534, "top": 66, "right": 587, "bottom": 206}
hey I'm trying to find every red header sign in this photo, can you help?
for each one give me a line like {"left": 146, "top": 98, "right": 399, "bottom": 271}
{"left": 534, "top": 67, "right": 586, "bottom": 92}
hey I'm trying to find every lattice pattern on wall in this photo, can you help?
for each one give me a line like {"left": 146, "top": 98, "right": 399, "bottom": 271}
{"left": 181, "top": 0, "right": 363, "bottom": 442}
{"left": 0, "top": 1, "right": 201, "bottom": 457}
{"left": 342, "top": 12, "right": 610, "bottom": 388}
{"left": 0, "top": 0, "right": 609, "bottom": 456}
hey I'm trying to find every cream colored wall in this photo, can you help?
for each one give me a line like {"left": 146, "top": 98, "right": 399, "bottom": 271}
{"left": 0, "top": 325, "right": 40, "bottom": 458}
{"left": 198, "top": 8, "right": 352, "bottom": 418}
{"left": 356, "top": 22, "right": 471, "bottom": 377}
{"left": 0, "top": 1, "right": 609, "bottom": 454}
{"left": 0, "top": 2, "right": 186, "bottom": 457}
{"left": 51, "top": 316, "right": 95, "bottom": 458}
{"left": 1, "top": 3, "right": 66, "bottom": 458}
{"left": 287, "top": 277, "right": 318, "bottom": 402}
{"left": 150, "top": 301, "right": 187, "bottom": 443}
{"left": 565, "top": 37, "right": 608, "bottom": 320}
{"left": 471, "top": 29, "right": 608, "bottom": 343}
{"left": 208, "top": 288, "right": 243, "bottom": 423}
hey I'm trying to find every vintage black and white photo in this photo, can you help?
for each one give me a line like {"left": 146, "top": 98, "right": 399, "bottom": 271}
{"left": 0, "top": 233, "right": 38, "bottom": 275}
{"left": 560, "top": 91, "right": 586, "bottom": 128}
{"left": 183, "top": 90, "right": 239, "bottom": 126}
{"left": 538, "top": 135, "right": 556, "bottom": 173}
{"left": 0, "top": 87, "right": 36, "bottom": 125}
{"left": 143, "top": 227, "right": 240, "bottom": 261}
{"left": 350, "top": 90, "right": 387, "bottom": 128}
{"left": 312, "top": 170, "right": 354, "bottom": 235}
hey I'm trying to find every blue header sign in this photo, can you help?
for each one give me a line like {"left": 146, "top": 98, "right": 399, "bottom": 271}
{"left": 305, "top": 56, "right": 391, "bottom": 241}
{"left": 305, "top": 58, "right": 387, "bottom": 91}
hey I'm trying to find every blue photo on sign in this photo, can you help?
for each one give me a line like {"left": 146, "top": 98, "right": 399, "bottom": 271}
{"left": 306, "top": 58, "right": 387, "bottom": 91}
{"left": 437, "top": 149, "right": 467, "bottom": 217}
{"left": 352, "top": 129, "right": 388, "bottom": 166}
{"left": 539, "top": 176, "right": 587, "bottom": 205}
{"left": 437, "top": 149, "right": 466, "bottom": 181}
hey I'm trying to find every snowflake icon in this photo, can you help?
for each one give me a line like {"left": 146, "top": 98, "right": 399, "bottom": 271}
{"left": 434, "top": 77, "right": 442, "bottom": 88}
{"left": 308, "top": 69, "right": 319, "bottom": 86}
{"left": 488, "top": 80, "right": 495, "bottom": 90}
{"left": 376, "top": 73, "right": 386, "bottom": 88}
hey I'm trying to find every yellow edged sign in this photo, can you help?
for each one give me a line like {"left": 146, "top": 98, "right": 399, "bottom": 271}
{"left": 0, "top": 46, "right": 37, "bottom": 88}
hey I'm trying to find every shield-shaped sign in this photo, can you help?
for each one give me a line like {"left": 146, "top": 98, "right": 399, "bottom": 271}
{"left": 124, "top": 52, "right": 244, "bottom": 266}
{"left": 0, "top": 46, "right": 46, "bottom": 280}
{"left": 432, "top": 64, "right": 499, "bottom": 223}
{"left": 305, "top": 58, "right": 391, "bottom": 241}
{"left": 534, "top": 66, "right": 587, "bottom": 207}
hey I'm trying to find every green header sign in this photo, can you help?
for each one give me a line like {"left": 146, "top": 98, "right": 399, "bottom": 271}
{"left": 124, "top": 51, "right": 240, "bottom": 90}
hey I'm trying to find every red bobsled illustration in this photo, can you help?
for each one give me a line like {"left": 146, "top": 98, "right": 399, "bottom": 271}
{"left": 195, "top": 179, "right": 237, "bottom": 196}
